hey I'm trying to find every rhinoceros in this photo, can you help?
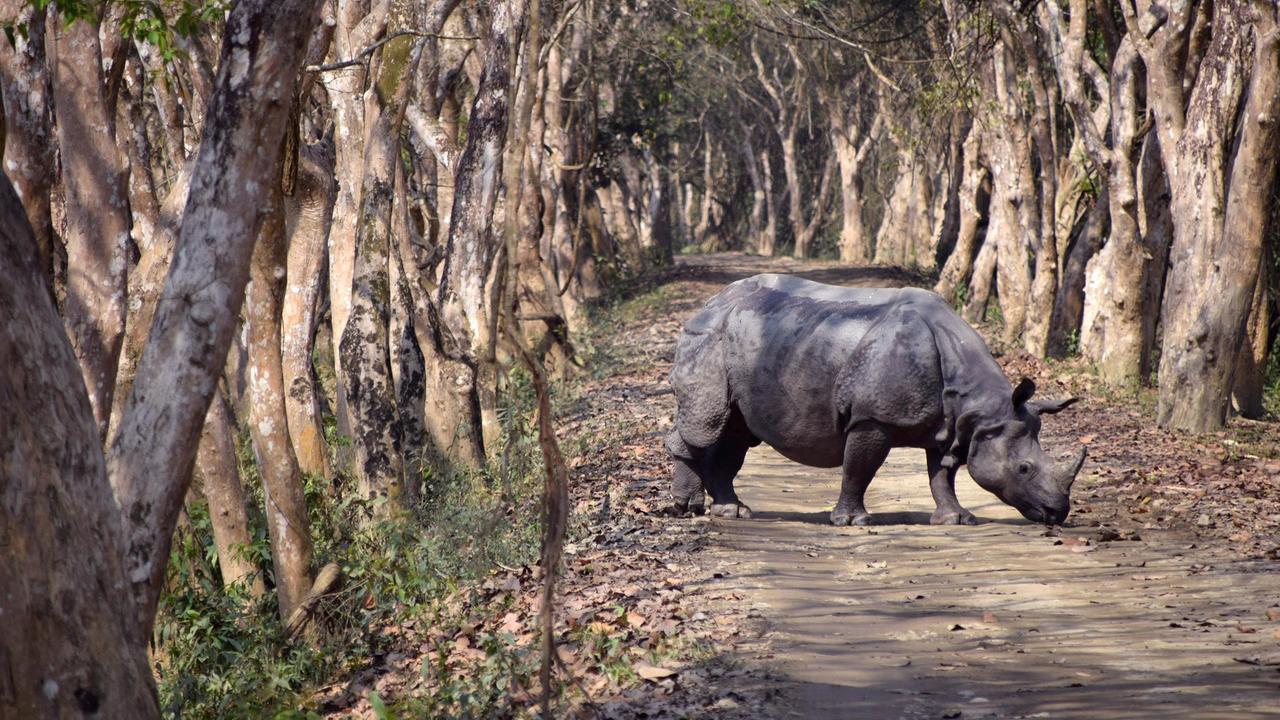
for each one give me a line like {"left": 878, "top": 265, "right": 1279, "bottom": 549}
{"left": 665, "top": 273, "right": 1086, "bottom": 526}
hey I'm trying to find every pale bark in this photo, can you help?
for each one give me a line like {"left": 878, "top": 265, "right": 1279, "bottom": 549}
{"left": 829, "top": 108, "right": 879, "bottom": 264}
{"left": 743, "top": 133, "right": 768, "bottom": 254}
{"left": 874, "top": 143, "right": 936, "bottom": 268}
{"left": 340, "top": 69, "right": 409, "bottom": 501}
{"left": 1052, "top": 188, "right": 1108, "bottom": 355}
{"left": 49, "top": 10, "right": 132, "bottom": 440}
{"left": 282, "top": 145, "right": 336, "bottom": 478}
{"left": 196, "top": 388, "right": 264, "bottom": 595}
{"left": 964, "top": 230, "right": 999, "bottom": 326}
{"left": 0, "top": 171, "right": 160, "bottom": 720}
{"left": 0, "top": 2, "right": 55, "bottom": 286}
{"left": 1079, "top": 39, "right": 1152, "bottom": 385}
{"left": 325, "top": 0, "right": 391, "bottom": 439}
{"left": 760, "top": 147, "right": 779, "bottom": 256}
{"left": 106, "top": 0, "right": 324, "bottom": 630}
{"left": 247, "top": 173, "right": 315, "bottom": 621}
{"left": 108, "top": 161, "right": 193, "bottom": 442}
{"left": 1153, "top": 3, "right": 1280, "bottom": 431}
{"left": 935, "top": 127, "right": 988, "bottom": 302}
{"left": 344, "top": 0, "right": 461, "bottom": 493}
{"left": 438, "top": 0, "right": 529, "bottom": 462}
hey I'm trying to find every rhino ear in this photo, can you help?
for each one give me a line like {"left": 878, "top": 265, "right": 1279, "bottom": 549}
{"left": 1011, "top": 377, "right": 1036, "bottom": 408}
{"left": 1028, "top": 397, "right": 1080, "bottom": 415}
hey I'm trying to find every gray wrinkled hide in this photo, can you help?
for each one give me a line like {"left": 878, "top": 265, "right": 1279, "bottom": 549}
{"left": 666, "top": 274, "right": 1082, "bottom": 525}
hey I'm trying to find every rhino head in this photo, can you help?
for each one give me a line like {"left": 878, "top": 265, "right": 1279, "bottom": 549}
{"left": 962, "top": 378, "right": 1085, "bottom": 526}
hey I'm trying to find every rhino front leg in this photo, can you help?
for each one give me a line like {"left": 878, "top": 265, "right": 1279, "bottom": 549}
{"left": 926, "top": 448, "right": 977, "bottom": 525}
{"left": 832, "top": 425, "right": 890, "bottom": 526}
{"left": 704, "top": 434, "right": 752, "bottom": 519}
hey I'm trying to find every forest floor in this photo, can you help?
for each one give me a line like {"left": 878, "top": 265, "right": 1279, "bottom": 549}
{"left": 328, "top": 253, "right": 1280, "bottom": 718}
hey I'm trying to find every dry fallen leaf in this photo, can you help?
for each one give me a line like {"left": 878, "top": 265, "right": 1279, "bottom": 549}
{"left": 635, "top": 663, "right": 677, "bottom": 681}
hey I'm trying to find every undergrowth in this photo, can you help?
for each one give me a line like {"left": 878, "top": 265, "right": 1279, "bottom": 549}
{"left": 154, "top": 371, "right": 548, "bottom": 718}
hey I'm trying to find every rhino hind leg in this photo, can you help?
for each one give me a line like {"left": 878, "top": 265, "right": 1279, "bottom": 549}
{"left": 831, "top": 423, "right": 891, "bottom": 526}
{"left": 666, "top": 409, "right": 756, "bottom": 518}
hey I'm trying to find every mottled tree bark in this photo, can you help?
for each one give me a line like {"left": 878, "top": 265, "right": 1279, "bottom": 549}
{"left": 107, "top": 0, "right": 324, "bottom": 630}
{"left": 1146, "top": 3, "right": 1280, "bottom": 430}
{"left": 438, "top": 0, "right": 528, "bottom": 462}
{"left": 108, "top": 162, "right": 193, "bottom": 442}
{"left": 0, "top": 2, "right": 55, "bottom": 288}
{"left": 874, "top": 143, "right": 936, "bottom": 269}
{"left": 760, "top": 147, "right": 779, "bottom": 257}
{"left": 828, "top": 107, "right": 879, "bottom": 264}
{"left": 282, "top": 145, "right": 336, "bottom": 478}
{"left": 0, "top": 171, "right": 160, "bottom": 720}
{"left": 247, "top": 172, "right": 315, "bottom": 621}
{"left": 963, "top": 215, "right": 999, "bottom": 326}
{"left": 1232, "top": 262, "right": 1271, "bottom": 418}
{"left": 743, "top": 133, "right": 768, "bottom": 254}
{"left": 1079, "top": 39, "right": 1152, "bottom": 385}
{"left": 48, "top": 9, "right": 133, "bottom": 440}
{"left": 325, "top": 0, "right": 390, "bottom": 440}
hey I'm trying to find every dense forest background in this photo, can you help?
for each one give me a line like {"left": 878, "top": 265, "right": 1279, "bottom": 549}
{"left": 1, "top": 0, "right": 1278, "bottom": 716}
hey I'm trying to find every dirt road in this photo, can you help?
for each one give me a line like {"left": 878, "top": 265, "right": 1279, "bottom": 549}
{"left": 701, "top": 446, "right": 1280, "bottom": 719}
{"left": 573, "top": 254, "right": 1280, "bottom": 719}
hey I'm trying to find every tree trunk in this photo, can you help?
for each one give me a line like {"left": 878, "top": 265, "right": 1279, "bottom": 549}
{"left": 196, "top": 388, "right": 265, "bottom": 595}
{"left": 743, "top": 133, "right": 767, "bottom": 254}
{"left": 106, "top": 0, "right": 324, "bottom": 631}
{"left": 109, "top": 162, "right": 194, "bottom": 443}
{"left": 1052, "top": 188, "right": 1107, "bottom": 355}
{"left": 247, "top": 172, "right": 315, "bottom": 621}
{"left": 340, "top": 74, "right": 409, "bottom": 503}
{"left": 830, "top": 111, "right": 878, "bottom": 264}
{"left": 438, "top": 0, "right": 529, "bottom": 463}
{"left": 48, "top": 10, "right": 133, "bottom": 440}
{"left": 874, "top": 143, "right": 936, "bottom": 268}
{"left": 325, "top": 1, "right": 390, "bottom": 441}
{"left": 935, "top": 127, "right": 988, "bottom": 302}
{"left": 1080, "top": 40, "right": 1150, "bottom": 385}
{"left": 794, "top": 151, "right": 836, "bottom": 260}
{"left": 1232, "top": 262, "right": 1271, "bottom": 418}
{"left": 964, "top": 231, "right": 999, "bottom": 326}
{"left": 760, "top": 147, "right": 778, "bottom": 256}
{"left": 0, "top": 172, "right": 161, "bottom": 720}
{"left": 0, "top": 2, "right": 56, "bottom": 288}
{"left": 1156, "top": 5, "right": 1280, "bottom": 431}
{"left": 282, "top": 145, "right": 336, "bottom": 478}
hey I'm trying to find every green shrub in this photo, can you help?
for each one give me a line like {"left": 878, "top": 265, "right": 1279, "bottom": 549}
{"left": 155, "top": 381, "right": 547, "bottom": 718}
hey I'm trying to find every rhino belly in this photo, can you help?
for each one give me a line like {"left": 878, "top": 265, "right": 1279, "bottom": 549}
{"left": 734, "top": 392, "right": 847, "bottom": 468}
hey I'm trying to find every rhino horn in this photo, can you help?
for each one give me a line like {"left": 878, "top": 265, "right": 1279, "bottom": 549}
{"left": 1057, "top": 447, "right": 1088, "bottom": 494}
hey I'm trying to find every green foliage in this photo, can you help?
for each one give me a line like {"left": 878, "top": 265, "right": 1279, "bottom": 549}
{"left": 684, "top": 0, "right": 747, "bottom": 49}
{"left": 952, "top": 280, "right": 970, "bottom": 312}
{"left": 156, "top": 388, "right": 547, "bottom": 718}
{"left": 1064, "top": 329, "right": 1081, "bottom": 358}
{"left": 37, "top": 1, "right": 229, "bottom": 61}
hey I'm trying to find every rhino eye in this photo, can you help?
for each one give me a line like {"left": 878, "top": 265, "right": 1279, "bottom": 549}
{"left": 1017, "top": 461, "right": 1033, "bottom": 476}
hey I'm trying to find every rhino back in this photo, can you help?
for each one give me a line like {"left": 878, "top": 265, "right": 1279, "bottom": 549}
{"left": 710, "top": 275, "right": 922, "bottom": 463}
